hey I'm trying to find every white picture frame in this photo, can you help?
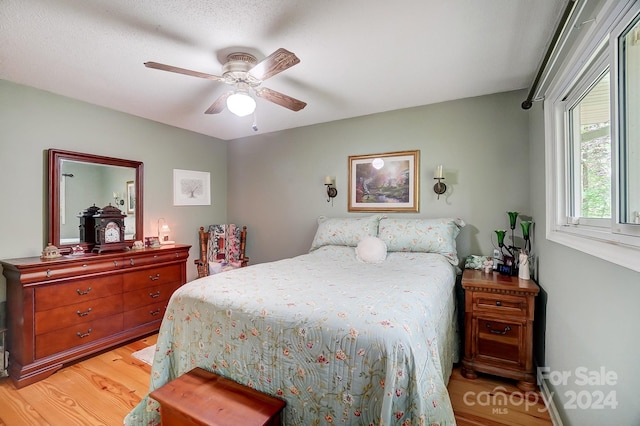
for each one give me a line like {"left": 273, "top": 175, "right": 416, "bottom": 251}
{"left": 173, "top": 169, "right": 211, "bottom": 206}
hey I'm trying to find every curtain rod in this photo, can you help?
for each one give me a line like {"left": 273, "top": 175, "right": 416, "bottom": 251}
{"left": 522, "top": 0, "right": 579, "bottom": 109}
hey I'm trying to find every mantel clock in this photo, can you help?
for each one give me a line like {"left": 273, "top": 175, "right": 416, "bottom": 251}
{"left": 93, "top": 205, "right": 127, "bottom": 253}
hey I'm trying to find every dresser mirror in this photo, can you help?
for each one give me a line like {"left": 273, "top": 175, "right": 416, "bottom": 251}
{"left": 48, "top": 149, "right": 144, "bottom": 253}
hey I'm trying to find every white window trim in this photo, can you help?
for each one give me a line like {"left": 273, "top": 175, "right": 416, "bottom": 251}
{"left": 545, "top": 0, "right": 640, "bottom": 274}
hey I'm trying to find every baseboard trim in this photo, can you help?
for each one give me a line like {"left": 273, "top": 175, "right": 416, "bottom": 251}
{"left": 537, "top": 368, "right": 563, "bottom": 426}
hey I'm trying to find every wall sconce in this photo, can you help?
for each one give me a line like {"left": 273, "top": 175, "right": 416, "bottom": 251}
{"left": 157, "top": 218, "right": 175, "bottom": 245}
{"left": 325, "top": 176, "right": 337, "bottom": 205}
{"left": 433, "top": 165, "right": 447, "bottom": 199}
{"left": 113, "top": 191, "right": 125, "bottom": 208}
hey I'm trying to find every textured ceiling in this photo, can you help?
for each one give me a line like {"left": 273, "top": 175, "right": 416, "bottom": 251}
{"left": 0, "top": 1, "right": 566, "bottom": 140}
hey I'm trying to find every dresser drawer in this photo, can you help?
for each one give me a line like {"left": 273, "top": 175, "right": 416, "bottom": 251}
{"left": 19, "top": 258, "right": 122, "bottom": 284}
{"left": 122, "top": 264, "right": 181, "bottom": 292}
{"left": 35, "top": 294, "right": 123, "bottom": 335}
{"left": 476, "top": 318, "right": 523, "bottom": 365}
{"left": 35, "top": 313, "right": 124, "bottom": 359}
{"left": 122, "top": 250, "right": 189, "bottom": 268}
{"left": 124, "top": 281, "right": 180, "bottom": 310}
{"left": 472, "top": 292, "right": 528, "bottom": 317}
{"left": 124, "top": 300, "right": 168, "bottom": 329}
{"left": 35, "top": 275, "right": 123, "bottom": 312}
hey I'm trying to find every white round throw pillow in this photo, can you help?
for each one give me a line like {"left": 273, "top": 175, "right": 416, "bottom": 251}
{"left": 355, "top": 236, "right": 387, "bottom": 264}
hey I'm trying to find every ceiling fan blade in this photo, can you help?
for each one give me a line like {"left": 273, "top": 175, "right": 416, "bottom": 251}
{"left": 204, "top": 92, "right": 231, "bottom": 114}
{"left": 249, "top": 48, "right": 300, "bottom": 81}
{"left": 144, "top": 61, "right": 225, "bottom": 82}
{"left": 256, "top": 87, "right": 307, "bottom": 112}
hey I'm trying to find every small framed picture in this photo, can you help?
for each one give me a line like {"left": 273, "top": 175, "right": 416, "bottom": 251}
{"left": 173, "top": 169, "right": 211, "bottom": 206}
{"left": 126, "top": 181, "right": 135, "bottom": 214}
{"left": 145, "top": 236, "right": 160, "bottom": 248}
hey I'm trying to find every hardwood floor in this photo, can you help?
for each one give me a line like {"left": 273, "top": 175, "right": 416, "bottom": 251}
{"left": 0, "top": 335, "right": 552, "bottom": 425}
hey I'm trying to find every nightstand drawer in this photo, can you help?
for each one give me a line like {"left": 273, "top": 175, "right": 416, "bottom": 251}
{"left": 473, "top": 293, "right": 528, "bottom": 317}
{"left": 476, "top": 318, "right": 522, "bottom": 364}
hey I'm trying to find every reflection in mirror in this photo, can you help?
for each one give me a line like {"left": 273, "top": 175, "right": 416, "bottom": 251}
{"left": 48, "top": 149, "right": 143, "bottom": 253}
{"left": 59, "top": 160, "right": 137, "bottom": 244}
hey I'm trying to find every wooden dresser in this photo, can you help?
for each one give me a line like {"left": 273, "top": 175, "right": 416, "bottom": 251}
{"left": 0, "top": 244, "right": 190, "bottom": 388}
{"left": 461, "top": 268, "right": 540, "bottom": 391}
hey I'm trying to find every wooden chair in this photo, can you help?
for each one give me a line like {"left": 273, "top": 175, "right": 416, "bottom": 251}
{"left": 195, "top": 224, "right": 248, "bottom": 278}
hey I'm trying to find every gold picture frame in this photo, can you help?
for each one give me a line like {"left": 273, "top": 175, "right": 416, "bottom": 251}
{"left": 348, "top": 150, "right": 419, "bottom": 212}
{"left": 126, "top": 180, "right": 135, "bottom": 214}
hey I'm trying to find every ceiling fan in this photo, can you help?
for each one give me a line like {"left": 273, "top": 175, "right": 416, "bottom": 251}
{"left": 144, "top": 48, "right": 307, "bottom": 118}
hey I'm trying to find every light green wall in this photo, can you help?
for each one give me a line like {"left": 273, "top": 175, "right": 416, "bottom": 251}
{"left": 0, "top": 79, "right": 228, "bottom": 299}
{"left": 529, "top": 102, "right": 640, "bottom": 425}
{"left": 228, "top": 90, "right": 532, "bottom": 264}
{"left": 5, "top": 78, "right": 637, "bottom": 424}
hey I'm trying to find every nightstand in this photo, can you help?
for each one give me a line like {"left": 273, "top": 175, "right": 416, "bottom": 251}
{"left": 461, "top": 269, "right": 540, "bottom": 391}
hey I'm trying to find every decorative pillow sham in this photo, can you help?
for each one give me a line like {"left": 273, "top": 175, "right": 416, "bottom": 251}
{"left": 355, "top": 236, "right": 387, "bottom": 263}
{"left": 377, "top": 217, "right": 465, "bottom": 265}
{"left": 310, "top": 215, "right": 382, "bottom": 251}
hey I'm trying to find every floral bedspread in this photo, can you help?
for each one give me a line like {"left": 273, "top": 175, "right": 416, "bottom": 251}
{"left": 124, "top": 246, "right": 459, "bottom": 426}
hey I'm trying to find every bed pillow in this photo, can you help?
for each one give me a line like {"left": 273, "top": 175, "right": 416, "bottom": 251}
{"left": 355, "top": 236, "right": 387, "bottom": 263}
{"left": 378, "top": 217, "right": 465, "bottom": 265}
{"left": 310, "top": 215, "right": 382, "bottom": 251}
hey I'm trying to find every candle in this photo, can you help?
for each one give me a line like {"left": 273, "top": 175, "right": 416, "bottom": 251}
{"left": 325, "top": 176, "right": 333, "bottom": 185}
{"left": 435, "top": 165, "right": 443, "bottom": 179}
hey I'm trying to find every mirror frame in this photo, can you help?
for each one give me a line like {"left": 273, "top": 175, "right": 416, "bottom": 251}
{"left": 48, "top": 149, "right": 144, "bottom": 253}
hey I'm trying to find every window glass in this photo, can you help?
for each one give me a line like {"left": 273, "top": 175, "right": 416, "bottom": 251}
{"left": 620, "top": 15, "right": 640, "bottom": 224}
{"left": 569, "top": 72, "right": 611, "bottom": 220}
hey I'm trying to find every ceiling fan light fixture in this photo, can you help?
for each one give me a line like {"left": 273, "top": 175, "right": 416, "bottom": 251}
{"left": 227, "top": 91, "right": 256, "bottom": 117}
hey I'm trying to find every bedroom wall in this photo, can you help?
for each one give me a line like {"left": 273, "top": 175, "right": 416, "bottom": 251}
{"left": 528, "top": 103, "right": 640, "bottom": 425}
{"left": 227, "top": 90, "right": 531, "bottom": 265}
{"left": 0, "top": 79, "right": 229, "bottom": 303}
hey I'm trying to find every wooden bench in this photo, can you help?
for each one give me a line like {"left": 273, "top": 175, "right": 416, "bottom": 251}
{"left": 150, "top": 367, "right": 286, "bottom": 426}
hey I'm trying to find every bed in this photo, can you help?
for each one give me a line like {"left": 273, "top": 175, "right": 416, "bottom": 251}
{"left": 124, "top": 216, "right": 464, "bottom": 425}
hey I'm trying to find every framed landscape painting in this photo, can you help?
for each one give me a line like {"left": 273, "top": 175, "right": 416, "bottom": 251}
{"left": 348, "top": 150, "right": 419, "bottom": 212}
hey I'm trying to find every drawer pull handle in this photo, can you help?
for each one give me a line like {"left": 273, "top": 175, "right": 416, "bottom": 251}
{"left": 149, "top": 274, "right": 160, "bottom": 281}
{"left": 114, "top": 260, "right": 118, "bottom": 267}
{"left": 76, "top": 328, "right": 93, "bottom": 338}
{"left": 150, "top": 308, "right": 161, "bottom": 316}
{"left": 154, "top": 255, "right": 158, "bottom": 259}
{"left": 76, "top": 287, "right": 92, "bottom": 295}
{"left": 130, "top": 259, "right": 135, "bottom": 266}
{"left": 82, "top": 264, "right": 88, "bottom": 268}
{"left": 149, "top": 290, "right": 161, "bottom": 298}
{"left": 486, "top": 323, "right": 511, "bottom": 335}
{"left": 496, "top": 301, "right": 502, "bottom": 306}
{"left": 76, "top": 308, "right": 92, "bottom": 317}
{"left": 46, "top": 269, "right": 52, "bottom": 278}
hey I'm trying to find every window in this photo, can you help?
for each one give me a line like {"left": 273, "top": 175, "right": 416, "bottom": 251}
{"left": 619, "top": 13, "right": 640, "bottom": 225}
{"left": 568, "top": 69, "right": 611, "bottom": 224}
{"left": 546, "top": 0, "right": 640, "bottom": 272}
